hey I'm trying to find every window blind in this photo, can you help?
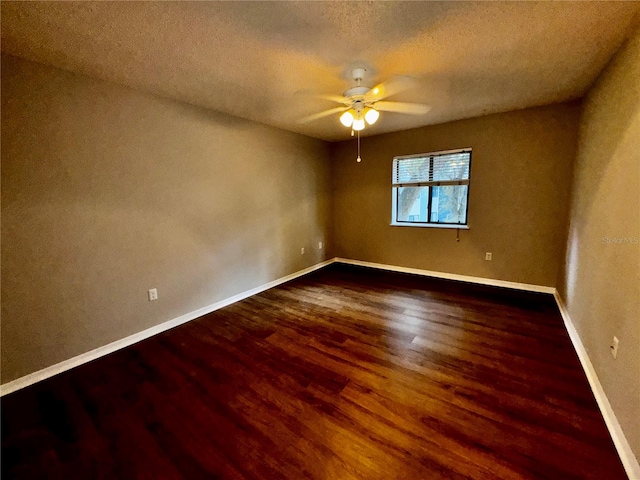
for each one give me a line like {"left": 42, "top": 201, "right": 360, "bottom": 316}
{"left": 392, "top": 150, "right": 471, "bottom": 187}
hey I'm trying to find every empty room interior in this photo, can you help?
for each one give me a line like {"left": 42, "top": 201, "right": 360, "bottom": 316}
{"left": 1, "top": 2, "right": 639, "bottom": 479}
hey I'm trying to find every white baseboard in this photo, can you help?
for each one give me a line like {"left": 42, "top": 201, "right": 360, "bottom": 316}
{"left": 0, "top": 258, "right": 336, "bottom": 397}
{"left": 553, "top": 292, "right": 640, "bottom": 480}
{"left": 335, "top": 258, "right": 556, "bottom": 294}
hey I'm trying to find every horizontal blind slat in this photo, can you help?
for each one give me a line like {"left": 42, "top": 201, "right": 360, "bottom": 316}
{"left": 394, "top": 179, "right": 470, "bottom": 187}
{"left": 393, "top": 151, "right": 470, "bottom": 185}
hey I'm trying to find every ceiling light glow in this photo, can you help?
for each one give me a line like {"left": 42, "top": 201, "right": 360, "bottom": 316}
{"left": 340, "top": 110, "right": 355, "bottom": 127}
{"left": 365, "top": 108, "right": 379, "bottom": 125}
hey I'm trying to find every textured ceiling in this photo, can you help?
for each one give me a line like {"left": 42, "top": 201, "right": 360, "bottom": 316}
{"left": 2, "top": 1, "right": 639, "bottom": 141}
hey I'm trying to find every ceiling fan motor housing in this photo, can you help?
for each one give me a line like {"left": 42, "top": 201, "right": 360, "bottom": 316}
{"left": 344, "top": 68, "right": 371, "bottom": 98}
{"left": 352, "top": 100, "right": 365, "bottom": 115}
{"left": 343, "top": 86, "right": 370, "bottom": 98}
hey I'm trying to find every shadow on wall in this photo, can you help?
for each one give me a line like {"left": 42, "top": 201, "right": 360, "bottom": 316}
{"left": 561, "top": 47, "right": 640, "bottom": 303}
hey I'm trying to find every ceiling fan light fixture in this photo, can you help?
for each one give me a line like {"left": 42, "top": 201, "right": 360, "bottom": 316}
{"left": 340, "top": 110, "right": 355, "bottom": 127}
{"left": 364, "top": 108, "right": 379, "bottom": 125}
{"left": 352, "top": 118, "right": 365, "bottom": 131}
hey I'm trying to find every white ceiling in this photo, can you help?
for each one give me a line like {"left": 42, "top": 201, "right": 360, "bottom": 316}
{"left": 2, "top": 1, "right": 639, "bottom": 141}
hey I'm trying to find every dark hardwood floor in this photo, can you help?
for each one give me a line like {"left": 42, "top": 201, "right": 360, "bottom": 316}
{"left": 1, "top": 264, "right": 627, "bottom": 479}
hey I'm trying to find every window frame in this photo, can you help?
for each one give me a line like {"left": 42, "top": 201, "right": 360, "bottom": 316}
{"left": 390, "top": 147, "right": 472, "bottom": 229}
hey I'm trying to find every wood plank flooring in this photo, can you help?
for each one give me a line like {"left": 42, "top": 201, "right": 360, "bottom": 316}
{"left": 1, "top": 264, "right": 627, "bottom": 479}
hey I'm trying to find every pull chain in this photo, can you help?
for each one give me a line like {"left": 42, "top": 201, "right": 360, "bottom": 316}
{"left": 356, "top": 129, "right": 361, "bottom": 162}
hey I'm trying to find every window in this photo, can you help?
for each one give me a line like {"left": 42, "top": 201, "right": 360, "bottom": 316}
{"left": 391, "top": 148, "right": 471, "bottom": 227}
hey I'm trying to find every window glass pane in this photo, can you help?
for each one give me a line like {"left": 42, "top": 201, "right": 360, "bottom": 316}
{"left": 430, "top": 185, "right": 468, "bottom": 223}
{"left": 397, "top": 186, "right": 430, "bottom": 222}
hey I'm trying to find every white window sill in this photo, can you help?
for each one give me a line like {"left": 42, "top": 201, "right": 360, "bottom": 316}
{"left": 390, "top": 222, "right": 470, "bottom": 230}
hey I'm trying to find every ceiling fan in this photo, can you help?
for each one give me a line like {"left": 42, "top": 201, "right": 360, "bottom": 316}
{"left": 298, "top": 68, "right": 431, "bottom": 130}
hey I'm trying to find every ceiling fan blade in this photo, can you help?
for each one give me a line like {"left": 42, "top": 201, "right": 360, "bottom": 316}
{"left": 297, "top": 106, "right": 349, "bottom": 124}
{"left": 365, "top": 76, "right": 417, "bottom": 101}
{"left": 316, "top": 93, "right": 352, "bottom": 105}
{"left": 375, "top": 101, "right": 431, "bottom": 115}
{"left": 295, "top": 90, "right": 351, "bottom": 105}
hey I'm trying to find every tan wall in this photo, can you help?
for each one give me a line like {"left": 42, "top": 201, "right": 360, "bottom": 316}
{"left": 557, "top": 29, "right": 640, "bottom": 459}
{"left": 331, "top": 103, "right": 580, "bottom": 287}
{"left": 1, "top": 55, "right": 332, "bottom": 383}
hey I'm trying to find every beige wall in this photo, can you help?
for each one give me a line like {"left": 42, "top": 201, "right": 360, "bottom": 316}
{"left": 331, "top": 103, "right": 580, "bottom": 287}
{"left": 557, "top": 29, "right": 640, "bottom": 460}
{"left": 1, "top": 55, "right": 332, "bottom": 383}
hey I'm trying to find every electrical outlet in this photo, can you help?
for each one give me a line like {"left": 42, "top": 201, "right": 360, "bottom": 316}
{"left": 301, "top": 247, "right": 305, "bottom": 255}
{"left": 610, "top": 336, "right": 619, "bottom": 359}
{"left": 485, "top": 252, "right": 492, "bottom": 261}
{"left": 319, "top": 241, "right": 323, "bottom": 250}
{"left": 148, "top": 288, "right": 158, "bottom": 301}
